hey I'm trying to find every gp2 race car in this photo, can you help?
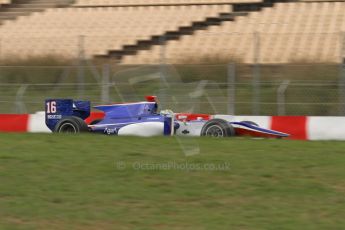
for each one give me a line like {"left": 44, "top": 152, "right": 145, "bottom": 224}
{"left": 45, "top": 96, "right": 289, "bottom": 138}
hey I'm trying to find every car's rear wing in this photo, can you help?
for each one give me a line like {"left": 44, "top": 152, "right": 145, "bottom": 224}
{"left": 45, "top": 99, "right": 90, "bottom": 131}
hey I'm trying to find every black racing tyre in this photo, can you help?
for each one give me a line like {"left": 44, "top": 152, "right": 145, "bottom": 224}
{"left": 89, "top": 119, "right": 102, "bottom": 125}
{"left": 201, "top": 119, "right": 235, "bottom": 137}
{"left": 241, "top": 120, "right": 259, "bottom": 127}
{"left": 54, "top": 116, "right": 89, "bottom": 133}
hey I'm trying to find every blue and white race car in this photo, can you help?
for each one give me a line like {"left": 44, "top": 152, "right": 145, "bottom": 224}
{"left": 45, "top": 96, "right": 289, "bottom": 138}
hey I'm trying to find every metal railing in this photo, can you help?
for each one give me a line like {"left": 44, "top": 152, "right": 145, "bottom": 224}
{"left": 0, "top": 63, "right": 344, "bottom": 116}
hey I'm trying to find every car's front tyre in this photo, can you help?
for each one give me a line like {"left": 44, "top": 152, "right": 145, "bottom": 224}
{"left": 201, "top": 119, "right": 235, "bottom": 137}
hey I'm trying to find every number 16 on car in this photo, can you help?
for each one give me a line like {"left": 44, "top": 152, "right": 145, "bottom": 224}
{"left": 46, "top": 101, "right": 56, "bottom": 114}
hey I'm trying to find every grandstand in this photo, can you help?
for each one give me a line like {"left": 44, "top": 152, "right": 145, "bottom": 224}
{"left": 73, "top": 0, "right": 262, "bottom": 6}
{"left": 0, "top": 0, "right": 71, "bottom": 23}
{"left": 122, "top": 1, "right": 345, "bottom": 64}
{"left": 0, "top": 0, "right": 344, "bottom": 64}
{"left": 0, "top": 0, "right": 10, "bottom": 4}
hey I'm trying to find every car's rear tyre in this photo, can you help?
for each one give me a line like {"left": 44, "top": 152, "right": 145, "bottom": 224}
{"left": 201, "top": 119, "right": 235, "bottom": 137}
{"left": 241, "top": 120, "right": 259, "bottom": 127}
{"left": 54, "top": 116, "right": 89, "bottom": 133}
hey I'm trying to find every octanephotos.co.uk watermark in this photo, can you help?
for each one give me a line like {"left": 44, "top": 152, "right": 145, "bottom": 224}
{"left": 115, "top": 161, "right": 231, "bottom": 171}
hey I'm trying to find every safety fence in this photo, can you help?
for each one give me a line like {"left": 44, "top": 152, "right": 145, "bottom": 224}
{"left": 0, "top": 63, "right": 345, "bottom": 116}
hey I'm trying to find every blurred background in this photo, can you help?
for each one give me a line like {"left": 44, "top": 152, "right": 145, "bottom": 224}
{"left": 0, "top": 0, "right": 344, "bottom": 116}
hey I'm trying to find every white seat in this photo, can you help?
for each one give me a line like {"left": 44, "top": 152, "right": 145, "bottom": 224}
{"left": 122, "top": 2, "right": 345, "bottom": 64}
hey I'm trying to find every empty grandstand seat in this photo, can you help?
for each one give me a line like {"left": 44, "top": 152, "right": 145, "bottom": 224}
{"left": 74, "top": 0, "right": 261, "bottom": 6}
{"left": 1, "top": 1, "right": 343, "bottom": 64}
{"left": 0, "top": 0, "right": 11, "bottom": 4}
{"left": 122, "top": 2, "right": 345, "bottom": 64}
{"left": 0, "top": 4, "right": 232, "bottom": 58}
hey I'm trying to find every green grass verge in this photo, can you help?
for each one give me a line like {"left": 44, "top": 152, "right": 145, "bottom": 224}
{"left": 0, "top": 134, "right": 345, "bottom": 230}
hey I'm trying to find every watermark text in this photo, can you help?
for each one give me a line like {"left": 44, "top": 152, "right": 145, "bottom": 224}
{"left": 115, "top": 161, "right": 231, "bottom": 171}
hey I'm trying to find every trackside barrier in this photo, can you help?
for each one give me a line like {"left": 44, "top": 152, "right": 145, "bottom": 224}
{"left": 1, "top": 112, "right": 345, "bottom": 140}
{"left": 0, "top": 114, "right": 29, "bottom": 132}
{"left": 214, "top": 115, "right": 345, "bottom": 140}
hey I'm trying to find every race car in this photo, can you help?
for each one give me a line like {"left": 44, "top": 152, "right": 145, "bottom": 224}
{"left": 45, "top": 96, "right": 289, "bottom": 138}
